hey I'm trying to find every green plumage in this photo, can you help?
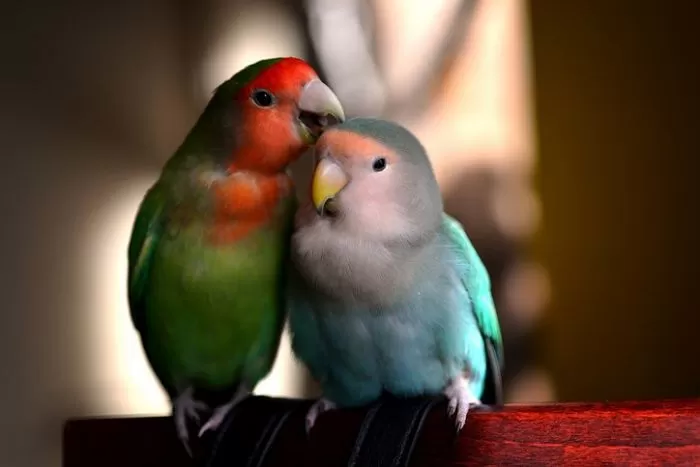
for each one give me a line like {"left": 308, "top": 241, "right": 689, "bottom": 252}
{"left": 128, "top": 185, "right": 294, "bottom": 396}
{"left": 126, "top": 58, "right": 293, "bottom": 401}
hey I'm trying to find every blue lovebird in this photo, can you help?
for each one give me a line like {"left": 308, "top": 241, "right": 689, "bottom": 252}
{"left": 287, "top": 117, "right": 504, "bottom": 433}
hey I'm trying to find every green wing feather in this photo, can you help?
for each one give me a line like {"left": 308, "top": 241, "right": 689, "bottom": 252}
{"left": 126, "top": 57, "right": 287, "bottom": 307}
{"left": 442, "top": 213, "right": 504, "bottom": 366}
{"left": 123, "top": 57, "right": 302, "bottom": 398}
{"left": 127, "top": 182, "right": 167, "bottom": 334}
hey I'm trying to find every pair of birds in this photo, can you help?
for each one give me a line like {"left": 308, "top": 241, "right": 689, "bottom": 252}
{"left": 127, "top": 57, "right": 504, "bottom": 455}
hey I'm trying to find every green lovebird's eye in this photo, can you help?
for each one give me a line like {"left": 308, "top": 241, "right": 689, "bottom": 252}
{"left": 252, "top": 90, "right": 274, "bottom": 107}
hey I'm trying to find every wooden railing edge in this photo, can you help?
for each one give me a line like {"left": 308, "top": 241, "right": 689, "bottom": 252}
{"left": 63, "top": 398, "right": 700, "bottom": 466}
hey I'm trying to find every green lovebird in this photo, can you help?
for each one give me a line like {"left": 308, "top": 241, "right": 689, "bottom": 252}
{"left": 126, "top": 57, "right": 344, "bottom": 454}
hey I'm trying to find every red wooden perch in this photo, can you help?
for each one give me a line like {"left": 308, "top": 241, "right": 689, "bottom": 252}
{"left": 63, "top": 399, "right": 700, "bottom": 466}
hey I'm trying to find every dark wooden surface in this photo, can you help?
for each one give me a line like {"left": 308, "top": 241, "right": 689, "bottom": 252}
{"left": 63, "top": 399, "right": 700, "bottom": 466}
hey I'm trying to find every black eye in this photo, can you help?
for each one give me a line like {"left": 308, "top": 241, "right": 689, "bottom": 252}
{"left": 252, "top": 90, "right": 274, "bottom": 107}
{"left": 372, "top": 157, "right": 387, "bottom": 172}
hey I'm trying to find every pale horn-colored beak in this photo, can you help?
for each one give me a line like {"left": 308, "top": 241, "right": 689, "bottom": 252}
{"left": 312, "top": 157, "right": 348, "bottom": 215}
{"left": 298, "top": 79, "right": 345, "bottom": 144}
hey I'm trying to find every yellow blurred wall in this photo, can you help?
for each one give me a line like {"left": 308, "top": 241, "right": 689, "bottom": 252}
{"left": 529, "top": 1, "right": 700, "bottom": 401}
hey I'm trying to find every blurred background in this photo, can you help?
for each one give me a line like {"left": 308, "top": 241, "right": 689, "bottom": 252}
{"left": 2, "top": 0, "right": 698, "bottom": 465}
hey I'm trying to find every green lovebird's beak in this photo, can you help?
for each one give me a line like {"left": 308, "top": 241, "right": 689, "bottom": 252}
{"left": 297, "top": 79, "right": 345, "bottom": 144}
{"left": 312, "top": 157, "right": 348, "bottom": 216}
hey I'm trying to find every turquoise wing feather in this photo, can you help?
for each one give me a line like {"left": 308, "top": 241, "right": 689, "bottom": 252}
{"left": 442, "top": 213, "right": 504, "bottom": 391}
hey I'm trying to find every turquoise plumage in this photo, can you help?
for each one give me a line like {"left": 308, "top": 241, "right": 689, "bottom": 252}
{"left": 287, "top": 117, "right": 503, "bottom": 432}
{"left": 289, "top": 214, "right": 502, "bottom": 404}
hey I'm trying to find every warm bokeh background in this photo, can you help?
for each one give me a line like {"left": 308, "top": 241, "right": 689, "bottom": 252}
{"left": 1, "top": 1, "right": 698, "bottom": 465}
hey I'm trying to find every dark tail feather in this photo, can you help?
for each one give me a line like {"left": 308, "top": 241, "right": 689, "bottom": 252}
{"left": 481, "top": 339, "right": 504, "bottom": 406}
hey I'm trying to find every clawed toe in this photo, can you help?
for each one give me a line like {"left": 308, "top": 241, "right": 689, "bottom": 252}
{"left": 444, "top": 376, "right": 480, "bottom": 432}
{"left": 305, "top": 398, "right": 336, "bottom": 434}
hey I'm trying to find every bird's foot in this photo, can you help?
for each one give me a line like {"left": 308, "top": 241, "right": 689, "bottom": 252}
{"left": 198, "top": 387, "right": 250, "bottom": 438}
{"left": 197, "top": 401, "right": 235, "bottom": 438}
{"left": 173, "top": 388, "right": 209, "bottom": 456}
{"left": 444, "top": 376, "right": 481, "bottom": 432}
{"left": 305, "top": 397, "right": 336, "bottom": 434}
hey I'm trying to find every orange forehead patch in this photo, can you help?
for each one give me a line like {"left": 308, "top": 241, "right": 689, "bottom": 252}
{"left": 316, "top": 129, "right": 400, "bottom": 163}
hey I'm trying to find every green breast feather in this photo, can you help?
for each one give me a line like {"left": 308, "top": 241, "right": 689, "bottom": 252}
{"left": 127, "top": 180, "right": 296, "bottom": 394}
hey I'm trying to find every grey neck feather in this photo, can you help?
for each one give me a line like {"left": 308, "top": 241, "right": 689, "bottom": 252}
{"left": 292, "top": 218, "right": 443, "bottom": 308}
